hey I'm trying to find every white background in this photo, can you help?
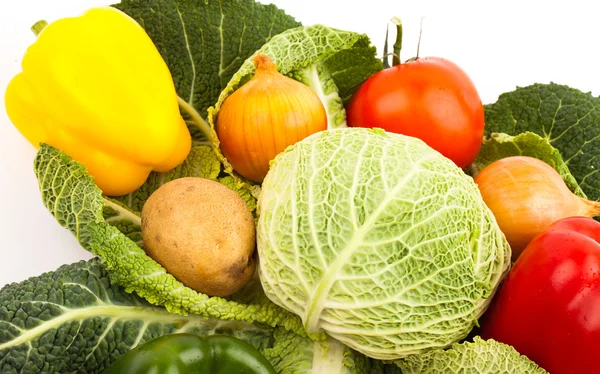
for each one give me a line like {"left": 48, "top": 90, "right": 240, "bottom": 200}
{"left": 1, "top": 0, "right": 599, "bottom": 286}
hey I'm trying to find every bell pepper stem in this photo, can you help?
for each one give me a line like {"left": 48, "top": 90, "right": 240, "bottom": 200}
{"left": 391, "top": 17, "right": 402, "bottom": 66}
{"left": 177, "top": 97, "right": 213, "bottom": 144}
{"left": 31, "top": 20, "right": 48, "bottom": 36}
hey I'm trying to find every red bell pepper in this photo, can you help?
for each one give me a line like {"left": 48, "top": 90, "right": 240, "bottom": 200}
{"left": 480, "top": 216, "right": 600, "bottom": 374}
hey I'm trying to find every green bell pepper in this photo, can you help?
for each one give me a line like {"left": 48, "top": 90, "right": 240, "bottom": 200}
{"left": 103, "top": 333, "right": 276, "bottom": 374}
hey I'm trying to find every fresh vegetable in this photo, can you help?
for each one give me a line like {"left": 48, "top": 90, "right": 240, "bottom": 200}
{"left": 12, "top": 0, "right": 592, "bottom": 372}
{"left": 103, "top": 0, "right": 309, "bottom": 210}
{"left": 103, "top": 333, "right": 276, "bottom": 374}
{"left": 4, "top": 7, "right": 192, "bottom": 196}
{"left": 0, "top": 257, "right": 546, "bottom": 374}
{"left": 474, "top": 156, "right": 600, "bottom": 259}
{"left": 33, "top": 144, "right": 303, "bottom": 333}
{"left": 471, "top": 132, "right": 586, "bottom": 199}
{"left": 29, "top": 0, "right": 383, "bottom": 334}
{"left": 0, "top": 259, "right": 272, "bottom": 373}
{"left": 207, "top": 24, "right": 383, "bottom": 186}
{"left": 484, "top": 82, "right": 600, "bottom": 201}
{"left": 480, "top": 217, "right": 600, "bottom": 374}
{"left": 141, "top": 177, "right": 257, "bottom": 297}
{"left": 395, "top": 337, "right": 547, "bottom": 374}
{"left": 0, "top": 258, "right": 401, "bottom": 374}
{"left": 346, "top": 21, "right": 484, "bottom": 168}
{"left": 256, "top": 128, "right": 511, "bottom": 360}
{"left": 217, "top": 53, "right": 327, "bottom": 183}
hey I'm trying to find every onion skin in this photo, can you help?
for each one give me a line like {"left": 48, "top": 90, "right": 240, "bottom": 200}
{"left": 216, "top": 53, "right": 327, "bottom": 183}
{"left": 474, "top": 156, "right": 600, "bottom": 260}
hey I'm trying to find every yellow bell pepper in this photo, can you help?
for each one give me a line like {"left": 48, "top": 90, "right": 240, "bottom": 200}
{"left": 5, "top": 7, "right": 191, "bottom": 196}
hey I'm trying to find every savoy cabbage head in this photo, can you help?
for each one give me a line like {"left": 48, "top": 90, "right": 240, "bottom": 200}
{"left": 256, "top": 128, "right": 511, "bottom": 360}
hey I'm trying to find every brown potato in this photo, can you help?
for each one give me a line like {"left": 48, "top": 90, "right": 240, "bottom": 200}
{"left": 141, "top": 177, "right": 256, "bottom": 297}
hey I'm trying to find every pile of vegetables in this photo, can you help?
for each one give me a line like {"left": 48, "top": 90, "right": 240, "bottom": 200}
{"left": 2, "top": 0, "right": 600, "bottom": 373}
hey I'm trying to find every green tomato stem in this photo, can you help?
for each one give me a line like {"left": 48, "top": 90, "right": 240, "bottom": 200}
{"left": 391, "top": 17, "right": 402, "bottom": 66}
{"left": 416, "top": 17, "right": 425, "bottom": 59}
{"left": 382, "top": 23, "right": 390, "bottom": 68}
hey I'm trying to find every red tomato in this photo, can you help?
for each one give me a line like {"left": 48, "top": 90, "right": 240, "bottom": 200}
{"left": 346, "top": 57, "right": 484, "bottom": 168}
{"left": 480, "top": 217, "right": 600, "bottom": 374}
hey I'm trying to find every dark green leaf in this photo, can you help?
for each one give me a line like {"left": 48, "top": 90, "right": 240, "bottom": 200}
{"left": 114, "top": 0, "right": 300, "bottom": 123}
{"left": 0, "top": 259, "right": 271, "bottom": 374}
{"left": 484, "top": 83, "right": 600, "bottom": 200}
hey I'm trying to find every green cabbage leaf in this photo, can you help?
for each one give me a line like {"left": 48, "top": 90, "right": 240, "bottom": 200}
{"left": 0, "top": 259, "right": 399, "bottom": 374}
{"left": 33, "top": 144, "right": 305, "bottom": 335}
{"left": 395, "top": 337, "right": 548, "bottom": 374}
{"left": 113, "top": 0, "right": 301, "bottom": 145}
{"left": 484, "top": 82, "right": 600, "bottom": 201}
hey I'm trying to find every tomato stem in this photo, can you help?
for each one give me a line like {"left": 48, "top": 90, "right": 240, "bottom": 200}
{"left": 383, "top": 23, "right": 390, "bottom": 68}
{"left": 416, "top": 17, "right": 425, "bottom": 59}
{"left": 391, "top": 17, "right": 402, "bottom": 66}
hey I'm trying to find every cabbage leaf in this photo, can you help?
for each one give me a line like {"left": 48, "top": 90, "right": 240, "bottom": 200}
{"left": 113, "top": 0, "right": 301, "bottom": 143}
{"left": 395, "top": 337, "right": 548, "bottom": 374}
{"left": 0, "top": 259, "right": 398, "bottom": 374}
{"left": 484, "top": 82, "right": 600, "bottom": 201}
{"left": 33, "top": 144, "right": 307, "bottom": 336}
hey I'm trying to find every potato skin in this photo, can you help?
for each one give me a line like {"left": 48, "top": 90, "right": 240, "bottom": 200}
{"left": 141, "top": 177, "right": 256, "bottom": 297}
